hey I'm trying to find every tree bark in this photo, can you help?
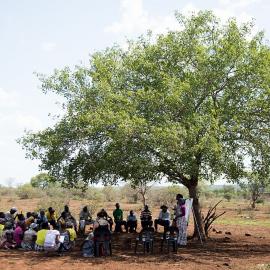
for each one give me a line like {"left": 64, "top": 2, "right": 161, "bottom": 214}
{"left": 188, "top": 183, "right": 205, "bottom": 240}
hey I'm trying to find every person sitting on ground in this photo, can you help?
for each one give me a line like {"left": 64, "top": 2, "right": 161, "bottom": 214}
{"left": 0, "top": 212, "right": 6, "bottom": 238}
{"left": 127, "top": 210, "right": 137, "bottom": 233}
{"left": 14, "top": 221, "right": 25, "bottom": 248}
{"left": 154, "top": 205, "right": 170, "bottom": 233}
{"left": 140, "top": 205, "right": 153, "bottom": 231}
{"left": 44, "top": 226, "right": 61, "bottom": 252}
{"left": 58, "top": 222, "right": 71, "bottom": 252}
{"left": 25, "top": 212, "right": 35, "bottom": 229}
{"left": 57, "top": 211, "right": 67, "bottom": 231}
{"left": 113, "top": 203, "right": 127, "bottom": 233}
{"left": 5, "top": 207, "right": 17, "bottom": 225}
{"left": 35, "top": 222, "right": 49, "bottom": 251}
{"left": 0, "top": 222, "right": 16, "bottom": 249}
{"left": 63, "top": 205, "right": 77, "bottom": 231}
{"left": 36, "top": 210, "right": 48, "bottom": 229}
{"left": 21, "top": 223, "right": 38, "bottom": 250}
{"left": 82, "top": 232, "right": 95, "bottom": 258}
{"left": 66, "top": 222, "right": 76, "bottom": 247}
{"left": 15, "top": 212, "right": 25, "bottom": 223}
{"left": 46, "top": 207, "right": 57, "bottom": 229}
{"left": 79, "top": 206, "right": 93, "bottom": 234}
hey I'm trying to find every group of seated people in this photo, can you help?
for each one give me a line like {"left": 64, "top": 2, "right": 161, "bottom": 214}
{"left": 0, "top": 202, "right": 180, "bottom": 255}
{"left": 113, "top": 203, "right": 172, "bottom": 234}
{"left": 0, "top": 205, "right": 77, "bottom": 252}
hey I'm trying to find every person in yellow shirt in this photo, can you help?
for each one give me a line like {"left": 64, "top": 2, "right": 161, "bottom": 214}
{"left": 66, "top": 222, "right": 77, "bottom": 245}
{"left": 0, "top": 212, "right": 5, "bottom": 238}
{"left": 46, "top": 207, "right": 57, "bottom": 229}
{"left": 35, "top": 222, "right": 49, "bottom": 251}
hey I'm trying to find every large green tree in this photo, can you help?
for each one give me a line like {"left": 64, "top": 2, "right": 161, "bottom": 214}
{"left": 20, "top": 11, "right": 270, "bottom": 238}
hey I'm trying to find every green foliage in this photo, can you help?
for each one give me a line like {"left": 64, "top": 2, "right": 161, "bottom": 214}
{"left": 19, "top": 11, "right": 270, "bottom": 197}
{"left": 149, "top": 185, "right": 187, "bottom": 206}
{"left": 30, "top": 173, "right": 56, "bottom": 189}
{"left": 240, "top": 172, "right": 270, "bottom": 208}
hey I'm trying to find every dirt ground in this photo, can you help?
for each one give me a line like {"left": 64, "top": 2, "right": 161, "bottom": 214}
{"left": 0, "top": 197, "right": 270, "bottom": 270}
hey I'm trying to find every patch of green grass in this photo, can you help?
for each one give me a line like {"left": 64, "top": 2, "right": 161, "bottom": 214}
{"left": 216, "top": 218, "right": 270, "bottom": 228}
{"left": 252, "top": 264, "right": 270, "bottom": 270}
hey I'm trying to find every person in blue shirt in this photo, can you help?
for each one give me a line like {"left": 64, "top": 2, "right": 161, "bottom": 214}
{"left": 126, "top": 210, "right": 137, "bottom": 233}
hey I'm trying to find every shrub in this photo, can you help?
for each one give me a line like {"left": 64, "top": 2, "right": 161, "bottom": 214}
{"left": 223, "top": 193, "right": 232, "bottom": 202}
{"left": 15, "top": 184, "right": 42, "bottom": 199}
{"left": 36, "top": 196, "right": 70, "bottom": 216}
{"left": 85, "top": 187, "right": 104, "bottom": 202}
{"left": 148, "top": 185, "right": 188, "bottom": 206}
{"left": 102, "top": 186, "right": 119, "bottom": 202}
{"left": 0, "top": 186, "right": 16, "bottom": 197}
{"left": 256, "top": 198, "right": 264, "bottom": 204}
{"left": 121, "top": 184, "right": 138, "bottom": 203}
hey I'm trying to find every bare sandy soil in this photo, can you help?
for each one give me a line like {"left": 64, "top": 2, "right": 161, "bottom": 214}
{"left": 0, "top": 197, "right": 269, "bottom": 270}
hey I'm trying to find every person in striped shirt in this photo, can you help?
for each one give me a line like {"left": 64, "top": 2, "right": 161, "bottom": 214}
{"left": 140, "top": 205, "right": 153, "bottom": 231}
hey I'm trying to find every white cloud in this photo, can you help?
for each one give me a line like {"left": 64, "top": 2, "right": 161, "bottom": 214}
{"left": 105, "top": 0, "right": 261, "bottom": 38}
{"left": 215, "top": 0, "right": 261, "bottom": 24}
{"left": 218, "top": 0, "right": 261, "bottom": 9}
{"left": 0, "top": 88, "right": 18, "bottom": 109}
{"left": 41, "top": 42, "right": 56, "bottom": 52}
{"left": 181, "top": 3, "right": 199, "bottom": 16}
{"left": 105, "top": 0, "right": 180, "bottom": 36}
{"left": 15, "top": 113, "right": 44, "bottom": 131}
{"left": 0, "top": 111, "right": 43, "bottom": 132}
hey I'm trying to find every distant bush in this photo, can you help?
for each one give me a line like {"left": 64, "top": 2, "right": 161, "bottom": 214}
{"left": 102, "top": 186, "right": 119, "bottom": 202}
{"left": 121, "top": 184, "right": 138, "bottom": 203}
{"left": 15, "top": 184, "right": 42, "bottom": 199}
{"left": 149, "top": 185, "right": 188, "bottom": 206}
{"left": 0, "top": 186, "right": 16, "bottom": 197}
{"left": 223, "top": 193, "right": 232, "bottom": 201}
{"left": 256, "top": 198, "right": 264, "bottom": 204}
{"left": 45, "top": 186, "right": 70, "bottom": 199}
{"left": 36, "top": 196, "right": 70, "bottom": 216}
{"left": 85, "top": 187, "right": 104, "bottom": 202}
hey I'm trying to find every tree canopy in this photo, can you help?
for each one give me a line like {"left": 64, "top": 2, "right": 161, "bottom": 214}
{"left": 30, "top": 172, "right": 56, "bottom": 189}
{"left": 20, "top": 11, "right": 270, "bottom": 236}
{"left": 21, "top": 11, "right": 270, "bottom": 188}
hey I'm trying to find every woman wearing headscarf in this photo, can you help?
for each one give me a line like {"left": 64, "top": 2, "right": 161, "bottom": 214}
{"left": 174, "top": 194, "right": 187, "bottom": 246}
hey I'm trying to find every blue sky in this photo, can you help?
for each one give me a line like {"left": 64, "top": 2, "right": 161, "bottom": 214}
{"left": 0, "top": 0, "right": 269, "bottom": 186}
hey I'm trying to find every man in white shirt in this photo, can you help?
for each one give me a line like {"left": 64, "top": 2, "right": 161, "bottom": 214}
{"left": 154, "top": 205, "right": 170, "bottom": 233}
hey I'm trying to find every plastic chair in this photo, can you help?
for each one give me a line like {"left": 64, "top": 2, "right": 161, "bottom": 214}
{"left": 135, "top": 230, "right": 154, "bottom": 254}
{"left": 160, "top": 231, "right": 178, "bottom": 253}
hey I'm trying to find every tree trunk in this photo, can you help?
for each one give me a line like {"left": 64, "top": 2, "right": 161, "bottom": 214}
{"left": 251, "top": 191, "right": 257, "bottom": 209}
{"left": 141, "top": 192, "right": 146, "bottom": 207}
{"left": 188, "top": 184, "right": 205, "bottom": 241}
